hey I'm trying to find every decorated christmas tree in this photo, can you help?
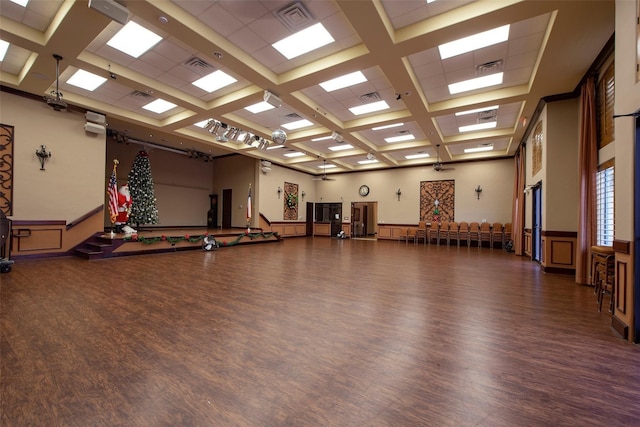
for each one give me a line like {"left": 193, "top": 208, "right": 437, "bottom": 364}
{"left": 127, "top": 150, "right": 159, "bottom": 227}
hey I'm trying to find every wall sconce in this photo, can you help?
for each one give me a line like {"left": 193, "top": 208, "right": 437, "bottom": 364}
{"left": 277, "top": 186, "right": 282, "bottom": 199}
{"left": 301, "top": 190, "right": 306, "bottom": 201}
{"left": 396, "top": 188, "right": 402, "bottom": 201}
{"left": 35, "top": 145, "right": 52, "bottom": 170}
{"left": 475, "top": 185, "right": 483, "bottom": 200}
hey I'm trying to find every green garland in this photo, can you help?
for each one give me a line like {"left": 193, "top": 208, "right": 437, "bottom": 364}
{"left": 286, "top": 193, "right": 298, "bottom": 209}
{"left": 123, "top": 231, "right": 278, "bottom": 247}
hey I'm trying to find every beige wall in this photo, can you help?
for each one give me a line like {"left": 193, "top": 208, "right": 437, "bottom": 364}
{"left": 106, "top": 141, "right": 213, "bottom": 227}
{"left": 0, "top": 91, "right": 105, "bottom": 222}
{"left": 307, "top": 159, "right": 513, "bottom": 225}
{"left": 614, "top": 0, "right": 640, "bottom": 241}
{"left": 546, "top": 98, "right": 579, "bottom": 232}
{"left": 258, "top": 163, "right": 316, "bottom": 222}
{"left": 211, "top": 155, "right": 256, "bottom": 228}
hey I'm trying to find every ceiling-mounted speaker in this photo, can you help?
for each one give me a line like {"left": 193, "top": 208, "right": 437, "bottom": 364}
{"left": 84, "top": 122, "right": 106, "bottom": 134}
{"left": 85, "top": 111, "right": 106, "bottom": 125}
{"left": 263, "top": 90, "right": 282, "bottom": 108}
{"left": 88, "top": 0, "right": 129, "bottom": 25}
{"left": 331, "top": 131, "right": 343, "bottom": 143}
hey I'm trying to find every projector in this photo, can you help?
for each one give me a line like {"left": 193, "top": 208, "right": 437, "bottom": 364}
{"left": 46, "top": 97, "right": 67, "bottom": 111}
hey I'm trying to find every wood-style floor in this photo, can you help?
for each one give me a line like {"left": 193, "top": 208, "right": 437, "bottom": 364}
{"left": 2, "top": 237, "right": 639, "bottom": 426}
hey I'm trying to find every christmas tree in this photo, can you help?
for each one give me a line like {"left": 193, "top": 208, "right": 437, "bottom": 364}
{"left": 127, "top": 150, "right": 159, "bottom": 227}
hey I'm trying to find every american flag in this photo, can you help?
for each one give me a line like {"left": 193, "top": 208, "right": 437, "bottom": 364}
{"left": 246, "top": 185, "right": 252, "bottom": 221}
{"left": 107, "top": 164, "right": 119, "bottom": 224}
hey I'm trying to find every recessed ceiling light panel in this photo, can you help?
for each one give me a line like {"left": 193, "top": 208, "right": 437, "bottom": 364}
{"left": 438, "top": 25, "right": 510, "bottom": 60}
{"left": 449, "top": 72, "right": 503, "bottom": 95}
{"left": 319, "top": 71, "right": 367, "bottom": 92}
{"left": 66, "top": 69, "right": 107, "bottom": 91}
{"left": 107, "top": 21, "right": 162, "bottom": 58}
{"left": 192, "top": 70, "right": 237, "bottom": 93}
{"left": 272, "top": 23, "right": 334, "bottom": 60}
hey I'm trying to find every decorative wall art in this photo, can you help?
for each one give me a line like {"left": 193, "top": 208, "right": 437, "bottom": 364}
{"left": 0, "top": 124, "right": 14, "bottom": 216}
{"left": 420, "top": 180, "right": 455, "bottom": 222}
{"left": 532, "top": 121, "right": 543, "bottom": 176}
{"left": 283, "top": 181, "right": 298, "bottom": 220}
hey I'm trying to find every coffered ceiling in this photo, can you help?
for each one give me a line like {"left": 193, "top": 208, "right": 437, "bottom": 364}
{"left": 0, "top": 0, "right": 614, "bottom": 175}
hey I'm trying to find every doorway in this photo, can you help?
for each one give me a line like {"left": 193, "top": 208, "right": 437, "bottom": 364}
{"left": 351, "top": 202, "right": 378, "bottom": 239}
{"left": 634, "top": 114, "right": 640, "bottom": 343}
{"left": 532, "top": 183, "right": 542, "bottom": 262}
{"left": 222, "top": 189, "right": 232, "bottom": 229}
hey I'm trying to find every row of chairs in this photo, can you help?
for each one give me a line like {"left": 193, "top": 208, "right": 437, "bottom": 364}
{"left": 400, "top": 222, "right": 512, "bottom": 247}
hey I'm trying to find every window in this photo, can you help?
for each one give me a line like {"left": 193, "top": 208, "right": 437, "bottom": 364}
{"left": 596, "top": 165, "right": 614, "bottom": 246}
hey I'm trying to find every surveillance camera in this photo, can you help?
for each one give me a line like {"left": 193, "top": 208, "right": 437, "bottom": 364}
{"left": 110, "top": 73, "right": 117, "bottom": 80}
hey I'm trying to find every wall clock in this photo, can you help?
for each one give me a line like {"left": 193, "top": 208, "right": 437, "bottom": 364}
{"left": 359, "top": 185, "right": 370, "bottom": 197}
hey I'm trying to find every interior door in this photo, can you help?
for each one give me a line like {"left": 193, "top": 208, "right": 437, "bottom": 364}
{"left": 532, "top": 184, "right": 542, "bottom": 262}
{"left": 306, "top": 202, "right": 313, "bottom": 236}
{"left": 222, "top": 189, "right": 232, "bottom": 229}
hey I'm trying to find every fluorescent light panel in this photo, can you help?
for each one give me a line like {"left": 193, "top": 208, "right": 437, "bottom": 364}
{"left": 385, "top": 134, "right": 415, "bottom": 143}
{"left": 349, "top": 100, "right": 390, "bottom": 115}
{"left": 0, "top": 40, "right": 9, "bottom": 61}
{"left": 143, "top": 99, "right": 177, "bottom": 114}
{"left": 319, "top": 164, "right": 337, "bottom": 169}
{"left": 328, "top": 144, "right": 353, "bottom": 151}
{"left": 66, "top": 69, "right": 107, "bottom": 91}
{"left": 272, "top": 23, "right": 334, "bottom": 60}
{"left": 107, "top": 21, "right": 162, "bottom": 58}
{"left": 10, "top": 0, "right": 28, "bottom": 6}
{"left": 372, "top": 122, "right": 404, "bottom": 131}
{"left": 438, "top": 25, "right": 510, "bottom": 60}
{"left": 455, "top": 105, "right": 499, "bottom": 116}
{"left": 449, "top": 72, "right": 503, "bottom": 95}
{"left": 319, "top": 71, "right": 367, "bottom": 92}
{"left": 266, "top": 144, "right": 284, "bottom": 150}
{"left": 405, "top": 153, "right": 430, "bottom": 159}
{"left": 192, "top": 70, "right": 237, "bottom": 93}
{"left": 458, "top": 121, "right": 497, "bottom": 132}
{"left": 311, "top": 136, "right": 332, "bottom": 141}
{"left": 244, "top": 101, "right": 275, "bottom": 114}
{"left": 464, "top": 145, "right": 494, "bottom": 153}
{"left": 194, "top": 119, "right": 211, "bottom": 128}
{"left": 358, "top": 159, "right": 379, "bottom": 165}
{"left": 284, "top": 151, "right": 306, "bottom": 158}
{"left": 282, "top": 119, "right": 313, "bottom": 130}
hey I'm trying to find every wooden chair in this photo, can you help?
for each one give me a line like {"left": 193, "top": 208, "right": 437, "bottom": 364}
{"left": 491, "top": 222, "right": 503, "bottom": 248}
{"left": 427, "top": 222, "right": 439, "bottom": 244}
{"left": 503, "top": 223, "right": 512, "bottom": 247}
{"left": 469, "top": 222, "right": 481, "bottom": 247}
{"left": 406, "top": 227, "right": 417, "bottom": 245}
{"left": 458, "top": 222, "right": 470, "bottom": 247}
{"left": 448, "top": 222, "right": 459, "bottom": 246}
{"left": 479, "top": 222, "right": 491, "bottom": 248}
{"left": 415, "top": 221, "right": 427, "bottom": 245}
{"left": 438, "top": 221, "right": 450, "bottom": 245}
{"left": 398, "top": 227, "right": 408, "bottom": 244}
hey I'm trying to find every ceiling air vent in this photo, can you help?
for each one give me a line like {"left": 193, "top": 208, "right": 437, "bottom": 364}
{"left": 130, "top": 90, "right": 152, "bottom": 98}
{"left": 478, "top": 109, "right": 498, "bottom": 122}
{"left": 476, "top": 59, "right": 504, "bottom": 76}
{"left": 359, "top": 92, "right": 382, "bottom": 102}
{"left": 275, "top": 1, "right": 315, "bottom": 31}
{"left": 284, "top": 112, "right": 303, "bottom": 120}
{"left": 184, "top": 57, "right": 212, "bottom": 69}
{"left": 396, "top": 129, "right": 411, "bottom": 135}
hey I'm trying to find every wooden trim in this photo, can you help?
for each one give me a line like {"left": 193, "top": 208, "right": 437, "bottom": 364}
{"left": 611, "top": 315, "right": 629, "bottom": 340}
{"left": 550, "top": 240, "right": 574, "bottom": 265}
{"left": 541, "top": 266, "right": 575, "bottom": 275}
{"left": 615, "top": 260, "right": 627, "bottom": 314}
{"left": 16, "top": 228, "right": 62, "bottom": 251}
{"left": 67, "top": 205, "right": 103, "bottom": 230}
{"left": 259, "top": 212, "right": 271, "bottom": 227}
{"left": 12, "top": 220, "right": 66, "bottom": 226}
{"left": 613, "top": 239, "right": 630, "bottom": 254}
{"left": 597, "top": 158, "right": 615, "bottom": 171}
{"left": 541, "top": 230, "right": 577, "bottom": 237}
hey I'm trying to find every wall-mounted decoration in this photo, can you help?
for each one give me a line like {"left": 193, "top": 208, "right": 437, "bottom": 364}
{"left": 532, "top": 121, "right": 543, "bottom": 176}
{"left": 0, "top": 124, "right": 14, "bottom": 216}
{"left": 420, "top": 180, "right": 454, "bottom": 222}
{"left": 283, "top": 181, "right": 298, "bottom": 220}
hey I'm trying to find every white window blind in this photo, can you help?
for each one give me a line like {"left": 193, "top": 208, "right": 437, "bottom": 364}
{"left": 596, "top": 166, "right": 614, "bottom": 246}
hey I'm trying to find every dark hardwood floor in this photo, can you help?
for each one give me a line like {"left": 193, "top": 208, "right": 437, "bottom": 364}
{"left": 2, "top": 237, "right": 639, "bottom": 426}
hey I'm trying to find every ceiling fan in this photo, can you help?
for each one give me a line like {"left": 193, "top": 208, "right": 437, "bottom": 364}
{"left": 312, "top": 159, "right": 336, "bottom": 181}
{"left": 433, "top": 144, "right": 454, "bottom": 172}
{"left": 44, "top": 54, "right": 67, "bottom": 111}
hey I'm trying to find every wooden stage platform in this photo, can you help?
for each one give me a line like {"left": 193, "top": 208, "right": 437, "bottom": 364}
{"left": 74, "top": 227, "right": 282, "bottom": 260}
